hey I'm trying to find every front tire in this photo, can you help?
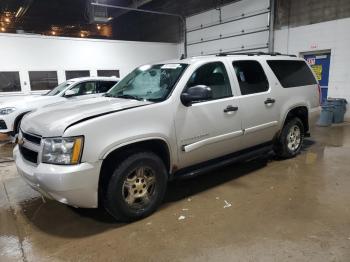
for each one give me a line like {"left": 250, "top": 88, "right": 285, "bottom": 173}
{"left": 274, "top": 117, "right": 305, "bottom": 159}
{"left": 103, "top": 151, "right": 167, "bottom": 222}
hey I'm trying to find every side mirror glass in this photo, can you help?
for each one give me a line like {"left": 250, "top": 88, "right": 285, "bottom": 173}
{"left": 181, "top": 85, "right": 213, "bottom": 106}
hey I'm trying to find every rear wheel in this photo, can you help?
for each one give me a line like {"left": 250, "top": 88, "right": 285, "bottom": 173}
{"left": 274, "top": 117, "right": 305, "bottom": 159}
{"left": 103, "top": 151, "right": 167, "bottom": 222}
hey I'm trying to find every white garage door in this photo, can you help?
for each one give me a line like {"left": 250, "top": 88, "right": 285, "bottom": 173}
{"left": 186, "top": 0, "right": 271, "bottom": 57}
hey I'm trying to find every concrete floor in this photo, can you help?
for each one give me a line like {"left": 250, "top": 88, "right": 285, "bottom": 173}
{"left": 1, "top": 123, "right": 350, "bottom": 262}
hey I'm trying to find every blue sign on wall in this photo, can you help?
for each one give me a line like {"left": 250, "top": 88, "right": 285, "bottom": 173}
{"left": 304, "top": 53, "right": 331, "bottom": 103}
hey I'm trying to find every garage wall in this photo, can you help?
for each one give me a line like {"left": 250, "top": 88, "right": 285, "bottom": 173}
{"left": 185, "top": 0, "right": 270, "bottom": 57}
{"left": 275, "top": 0, "right": 350, "bottom": 29}
{"left": 274, "top": 17, "right": 350, "bottom": 119}
{"left": 0, "top": 33, "right": 178, "bottom": 97}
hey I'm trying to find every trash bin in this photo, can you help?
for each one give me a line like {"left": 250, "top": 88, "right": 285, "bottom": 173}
{"left": 327, "top": 98, "right": 348, "bottom": 124}
{"left": 317, "top": 105, "right": 334, "bottom": 127}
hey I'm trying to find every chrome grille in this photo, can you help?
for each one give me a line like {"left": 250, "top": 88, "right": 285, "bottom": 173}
{"left": 22, "top": 131, "right": 41, "bottom": 145}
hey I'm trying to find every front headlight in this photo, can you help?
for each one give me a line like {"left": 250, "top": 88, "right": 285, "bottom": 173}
{"left": 0, "top": 107, "right": 16, "bottom": 115}
{"left": 42, "top": 136, "right": 84, "bottom": 165}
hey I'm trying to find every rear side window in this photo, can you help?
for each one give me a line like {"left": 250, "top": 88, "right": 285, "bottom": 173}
{"left": 97, "top": 81, "right": 118, "bottom": 93}
{"left": 68, "top": 81, "right": 96, "bottom": 96}
{"left": 232, "top": 61, "right": 269, "bottom": 95}
{"left": 267, "top": 60, "right": 317, "bottom": 88}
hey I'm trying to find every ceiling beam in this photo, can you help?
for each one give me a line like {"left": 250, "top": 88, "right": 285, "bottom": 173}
{"left": 101, "top": 0, "right": 154, "bottom": 19}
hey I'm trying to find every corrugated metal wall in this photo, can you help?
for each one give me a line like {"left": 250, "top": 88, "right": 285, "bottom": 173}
{"left": 186, "top": 0, "right": 270, "bottom": 56}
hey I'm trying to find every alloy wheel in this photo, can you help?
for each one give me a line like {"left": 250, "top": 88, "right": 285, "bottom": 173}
{"left": 122, "top": 166, "right": 156, "bottom": 209}
{"left": 287, "top": 125, "right": 301, "bottom": 152}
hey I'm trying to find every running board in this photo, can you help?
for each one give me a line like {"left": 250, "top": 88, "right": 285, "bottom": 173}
{"left": 172, "top": 142, "right": 273, "bottom": 180}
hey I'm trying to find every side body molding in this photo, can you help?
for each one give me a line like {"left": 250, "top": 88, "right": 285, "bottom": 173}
{"left": 244, "top": 121, "right": 279, "bottom": 135}
{"left": 182, "top": 120, "right": 279, "bottom": 153}
{"left": 183, "top": 130, "right": 244, "bottom": 153}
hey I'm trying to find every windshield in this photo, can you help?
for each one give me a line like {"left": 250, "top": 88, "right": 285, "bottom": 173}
{"left": 106, "top": 63, "right": 188, "bottom": 102}
{"left": 45, "top": 81, "right": 73, "bottom": 96}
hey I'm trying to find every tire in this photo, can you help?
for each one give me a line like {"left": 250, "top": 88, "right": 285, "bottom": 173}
{"left": 103, "top": 151, "right": 168, "bottom": 222}
{"left": 274, "top": 117, "right": 305, "bottom": 159}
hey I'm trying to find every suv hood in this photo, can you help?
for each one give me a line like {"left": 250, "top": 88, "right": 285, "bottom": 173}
{"left": 0, "top": 94, "right": 61, "bottom": 108}
{"left": 21, "top": 97, "right": 152, "bottom": 137}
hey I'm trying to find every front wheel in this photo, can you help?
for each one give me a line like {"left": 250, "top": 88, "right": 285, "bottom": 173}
{"left": 103, "top": 151, "right": 168, "bottom": 222}
{"left": 274, "top": 117, "right": 305, "bottom": 159}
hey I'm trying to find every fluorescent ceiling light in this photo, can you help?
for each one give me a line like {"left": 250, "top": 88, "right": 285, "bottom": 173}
{"left": 16, "top": 7, "right": 23, "bottom": 18}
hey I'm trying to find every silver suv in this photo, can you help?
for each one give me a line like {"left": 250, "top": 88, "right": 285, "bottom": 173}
{"left": 14, "top": 53, "right": 320, "bottom": 221}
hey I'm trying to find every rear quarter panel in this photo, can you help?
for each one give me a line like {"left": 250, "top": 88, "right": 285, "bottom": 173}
{"left": 261, "top": 58, "right": 320, "bottom": 130}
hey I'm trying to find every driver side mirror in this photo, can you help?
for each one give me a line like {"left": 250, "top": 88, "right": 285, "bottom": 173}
{"left": 64, "top": 89, "right": 77, "bottom": 98}
{"left": 181, "top": 85, "right": 213, "bottom": 106}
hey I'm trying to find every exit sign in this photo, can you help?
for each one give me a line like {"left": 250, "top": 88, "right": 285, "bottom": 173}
{"left": 306, "top": 58, "right": 316, "bottom": 65}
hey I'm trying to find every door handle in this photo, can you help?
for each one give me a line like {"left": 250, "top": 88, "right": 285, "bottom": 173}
{"left": 224, "top": 105, "right": 238, "bottom": 113}
{"left": 264, "top": 98, "right": 276, "bottom": 104}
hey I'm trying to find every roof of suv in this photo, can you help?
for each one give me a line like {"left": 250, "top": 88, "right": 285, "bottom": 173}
{"left": 163, "top": 52, "right": 303, "bottom": 65}
{"left": 68, "top": 76, "right": 120, "bottom": 83}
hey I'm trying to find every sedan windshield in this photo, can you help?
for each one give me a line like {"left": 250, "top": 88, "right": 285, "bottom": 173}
{"left": 106, "top": 63, "right": 188, "bottom": 102}
{"left": 45, "top": 81, "right": 73, "bottom": 96}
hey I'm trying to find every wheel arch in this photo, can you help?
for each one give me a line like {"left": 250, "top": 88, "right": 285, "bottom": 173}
{"left": 98, "top": 138, "right": 172, "bottom": 207}
{"left": 13, "top": 111, "right": 31, "bottom": 134}
{"left": 281, "top": 105, "right": 309, "bottom": 133}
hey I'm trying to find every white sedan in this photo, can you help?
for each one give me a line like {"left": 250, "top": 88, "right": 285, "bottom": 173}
{"left": 0, "top": 77, "right": 119, "bottom": 136}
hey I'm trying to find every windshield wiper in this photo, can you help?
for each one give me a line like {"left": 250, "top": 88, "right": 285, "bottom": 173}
{"left": 115, "top": 94, "right": 143, "bottom": 101}
{"left": 104, "top": 93, "right": 115, "bottom": 97}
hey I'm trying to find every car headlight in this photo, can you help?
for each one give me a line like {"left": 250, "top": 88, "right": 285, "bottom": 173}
{"left": 0, "top": 107, "right": 16, "bottom": 115}
{"left": 42, "top": 136, "right": 84, "bottom": 165}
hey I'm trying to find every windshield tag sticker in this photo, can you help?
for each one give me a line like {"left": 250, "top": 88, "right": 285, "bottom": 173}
{"left": 161, "top": 64, "right": 181, "bottom": 69}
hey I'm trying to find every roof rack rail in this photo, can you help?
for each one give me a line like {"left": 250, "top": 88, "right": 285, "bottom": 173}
{"left": 216, "top": 51, "right": 297, "bottom": 57}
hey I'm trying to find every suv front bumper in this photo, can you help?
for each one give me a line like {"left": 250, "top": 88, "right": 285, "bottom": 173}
{"left": 13, "top": 145, "right": 102, "bottom": 208}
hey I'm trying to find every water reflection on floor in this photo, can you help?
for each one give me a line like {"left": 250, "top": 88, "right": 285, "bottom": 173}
{"left": 0, "top": 122, "right": 350, "bottom": 261}
{"left": 0, "top": 141, "right": 13, "bottom": 162}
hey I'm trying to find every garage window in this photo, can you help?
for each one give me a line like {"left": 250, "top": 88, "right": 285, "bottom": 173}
{"left": 233, "top": 61, "right": 269, "bottom": 95}
{"left": 65, "top": 70, "right": 90, "bottom": 80}
{"left": 97, "top": 70, "right": 120, "bottom": 78}
{"left": 0, "top": 72, "right": 21, "bottom": 92}
{"left": 29, "top": 71, "right": 58, "bottom": 91}
{"left": 267, "top": 60, "right": 317, "bottom": 88}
